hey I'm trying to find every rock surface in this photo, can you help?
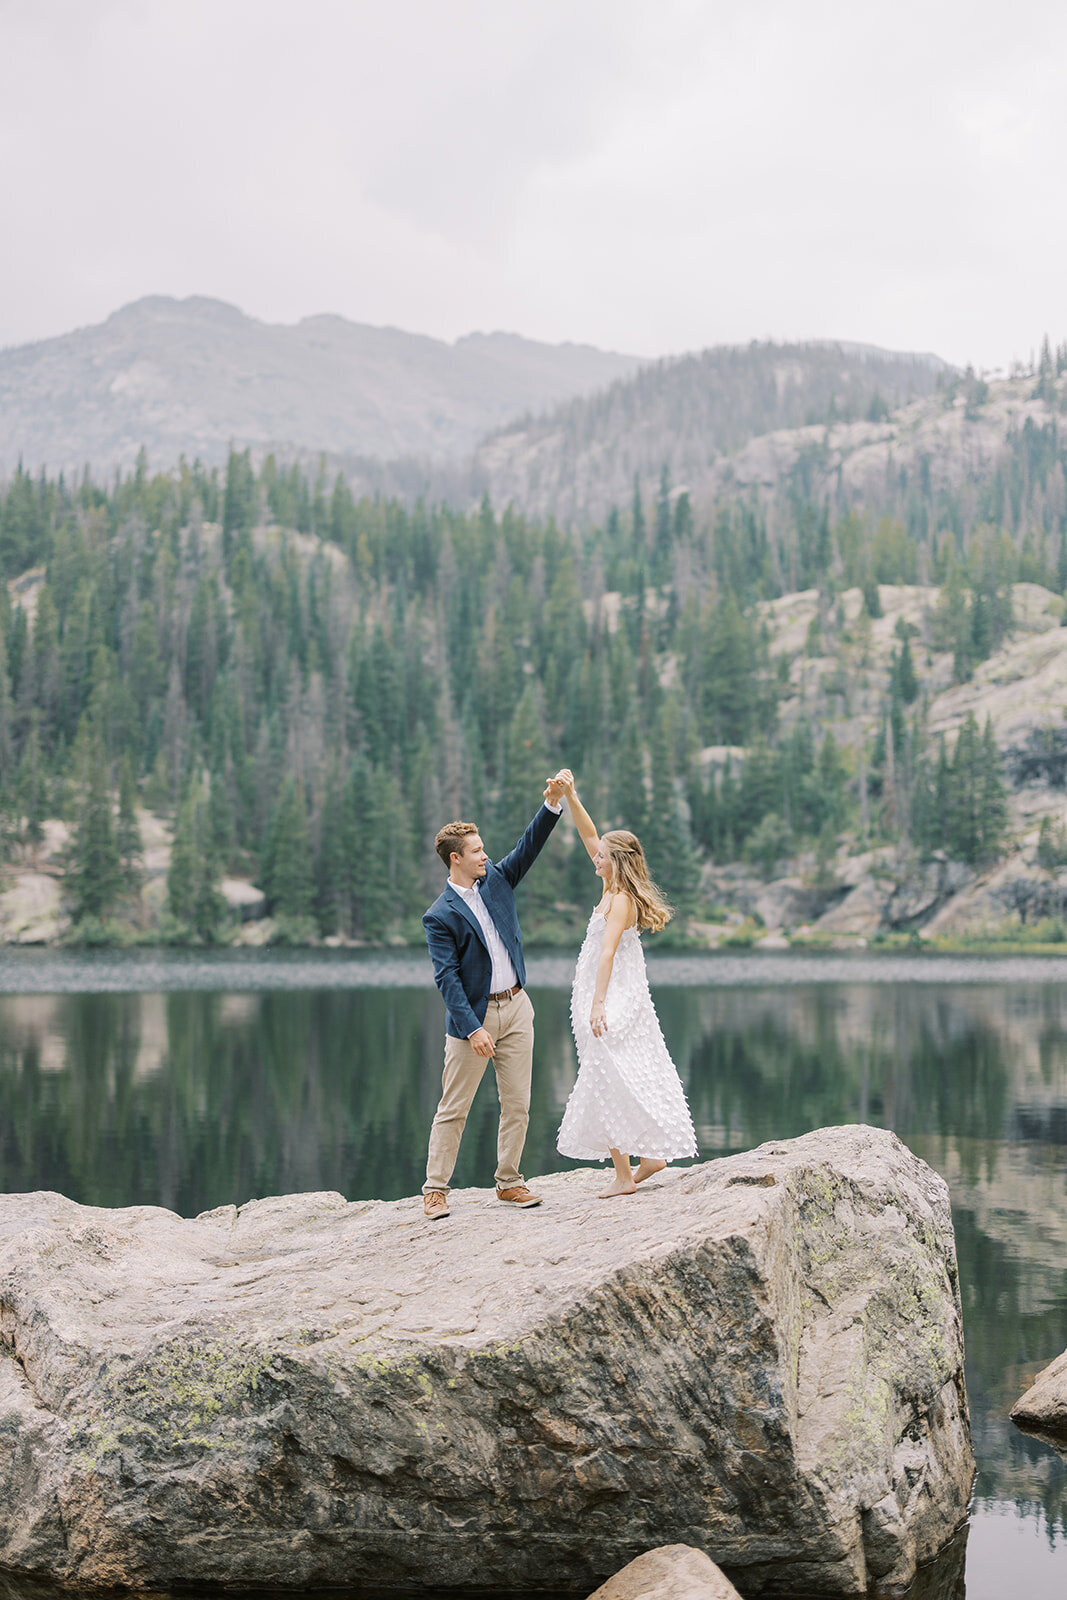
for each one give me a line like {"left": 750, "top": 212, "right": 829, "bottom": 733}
{"left": 220, "top": 878, "right": 268, "bottom": 921}
{"left": 0, "top": 1126, "right": 974, "bottom": 1596}
{"left": 1010, "top": 1348, "right": 1067, "bottom": 1441}
{"left": 0, "top": 873, "right": 68, "bottom": 944}
{"left": 586, "top": 1544, "right": 741, "bottom": 1600}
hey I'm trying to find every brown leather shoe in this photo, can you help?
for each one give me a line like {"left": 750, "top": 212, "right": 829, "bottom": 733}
{"left": 423, "top": 1190, "right": 450, "bottom": 1220}
{"left": 496, "top": 1184, "right": 542, "bottom": 1208}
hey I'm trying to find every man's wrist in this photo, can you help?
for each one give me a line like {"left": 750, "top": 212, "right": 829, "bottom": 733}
{"left": 544, "top": 799, "right": 562, "bottom": 814}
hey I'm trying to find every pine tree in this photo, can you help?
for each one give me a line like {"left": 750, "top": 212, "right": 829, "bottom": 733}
{"left": 1037, "top": 814, "right": 1067, "bottom": 871}
{"left": 739, "top": 739, "right": 781, "bottom": 835}
{"left": 653, "top": 465, "right": 672, "bottom": 580}
{"left": 896, "top": 637, "right": 919, "bottom": 704}
{"left": 116, "top": 752, "right": 142, "bottom": 887}
{"left": 977, "top": 717, "right": 1008, "bottom": 864}
{"left": 70, "top": 731, "right": 121, "bottom": 924}
{"left": 716, "top": 757, "right": 741, "bottom": 857}
{"left": 167, "top": 787, "right": 200, "bottom": 926}
{"left": 168, "top": 774, "right": 225, "bottom": 938}
{"left": 222, "top": 448, "right": 257, "bottom": 551}
{"left": 501, "top": 685, "right": 551, "bottom": 843}
{"left": 264, "top": 778, "right": 313, "bottom": 922}
{"left": 609, "top": 706, "right": 648, "bottom": 835}
{"left": 631, "top": 474, "right": 646, "bottom": 554}
{"left": 643, "top": 720, "right": 700, "bottom": 924}
{"left": 673, "top": 491, "right": 693, "bottom": 543}
{"left": 16, "top": 722, "right": 47, "bottom": 863}
{"left": 746, "top": 812, "right": 791, "bottom": 880}
{"left": 0, "top": 629, "right": 17, "bottom": 798}
{"left": 343, "top": 757, "right": 418, "bottom": 940}
{"left": 939, "top": 713, "right": 1006, "bottom": 866}
{"left": 315, "top": 761, "right": 349, "bottom": 935}
{"left": 207, "top": 764, "right": 236, "bottom": 868}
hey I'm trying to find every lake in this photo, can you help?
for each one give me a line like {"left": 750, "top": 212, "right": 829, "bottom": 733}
{"left": 0, "top": 948, "right": 1065, "bottom": 1599}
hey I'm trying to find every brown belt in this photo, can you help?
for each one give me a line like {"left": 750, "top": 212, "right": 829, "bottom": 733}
{"left": 488, "top": 982, "right": 523, "bottom": 1003}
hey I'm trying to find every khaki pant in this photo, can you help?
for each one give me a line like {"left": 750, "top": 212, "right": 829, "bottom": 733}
{"left": 423, "top": 988, "right": 535, "bottom": 1194}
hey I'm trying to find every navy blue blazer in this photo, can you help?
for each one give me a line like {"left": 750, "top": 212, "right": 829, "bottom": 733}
{"left": 423, "top": 804, "right": 561, "bottom": 1039}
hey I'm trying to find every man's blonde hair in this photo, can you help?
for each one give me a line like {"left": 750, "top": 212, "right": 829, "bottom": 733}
{"left": 600, "top": 830, "right": 672, "bottom": 932}
{"left": 435, "top": 820, "right": 479, "bottom": 869}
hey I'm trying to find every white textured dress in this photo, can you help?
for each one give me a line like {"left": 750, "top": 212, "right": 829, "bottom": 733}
{"left": 557, "top": 906, "right": 699, "bottom": 1162}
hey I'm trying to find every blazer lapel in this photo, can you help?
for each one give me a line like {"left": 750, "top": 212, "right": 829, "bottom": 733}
{"left": 445, "top": 882, "right": 489, "bottom": 952}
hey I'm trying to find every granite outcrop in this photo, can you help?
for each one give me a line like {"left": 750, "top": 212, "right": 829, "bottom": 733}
{"left": 0, "top": 1126, "right": 974, "bottom": 1595}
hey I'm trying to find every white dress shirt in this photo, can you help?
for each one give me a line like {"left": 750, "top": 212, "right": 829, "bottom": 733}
{"left": 448, "top": 878, "right": 519, "bottom": 995}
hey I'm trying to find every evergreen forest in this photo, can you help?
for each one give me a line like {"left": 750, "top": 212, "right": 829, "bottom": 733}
{"left": 2, "top": 426, "right": 1060, "bottom": 944}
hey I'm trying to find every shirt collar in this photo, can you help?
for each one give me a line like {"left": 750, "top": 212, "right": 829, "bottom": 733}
{"left": 448, "top": 877, "right": 480, "bottom": 898}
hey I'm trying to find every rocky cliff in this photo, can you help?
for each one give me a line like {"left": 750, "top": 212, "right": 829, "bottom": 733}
{"left": 0, "top": 1127, "right": 973, "bottom": 1595}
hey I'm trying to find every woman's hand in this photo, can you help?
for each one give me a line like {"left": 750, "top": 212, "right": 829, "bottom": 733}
{"left": 590, "top": 1000, "right": 607, "bottom": 1037}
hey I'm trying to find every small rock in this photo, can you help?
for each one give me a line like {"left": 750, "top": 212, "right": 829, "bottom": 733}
{"left": 1011, "top": 1347, "right": 1067, "bottom": 1440}
{"left": 220, "top": 879, "right": 267, "bottom": 921}
{"left": 586, "top": 1544, "right": 741, "bottom": 1600}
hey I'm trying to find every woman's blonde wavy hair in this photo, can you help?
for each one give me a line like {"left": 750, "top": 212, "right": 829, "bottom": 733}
{"left": 600, "top": 830, "right": 672, "bottom": 933}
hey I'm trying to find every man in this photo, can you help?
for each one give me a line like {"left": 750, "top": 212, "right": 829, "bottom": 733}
{"left": 421, "top": 774, "right": 567, "bottom": 1220}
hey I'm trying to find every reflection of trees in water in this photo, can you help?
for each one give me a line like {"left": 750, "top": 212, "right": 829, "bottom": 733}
{"left": 0, "top": 988, "right": 583, "bottom": 1210}
{"left": 952, "top": 1207, "right": 1067, "bottom": 1540}
{"left": 665, "top": 984, "right": 1028, "bottom": 1162}
{"left": 3, "top": 981, "right": 1064, "bottom": 1207}
{"left": 0, "top": 990, "right": 446, "bottom": 1212}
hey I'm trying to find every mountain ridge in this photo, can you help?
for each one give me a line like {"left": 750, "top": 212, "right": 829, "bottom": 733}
{"left": 469, "top": 339, "right": 960, "bottom": 524}
{"left": 0, "top": 295, "right": 646, "bottom": 476}
{"left": 0, "top": 297, "right": 963, "bottom": 510}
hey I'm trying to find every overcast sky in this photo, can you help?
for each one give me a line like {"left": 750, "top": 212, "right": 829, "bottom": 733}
{"left": 2, "top": 0, "right": 1065, "bottom": 369}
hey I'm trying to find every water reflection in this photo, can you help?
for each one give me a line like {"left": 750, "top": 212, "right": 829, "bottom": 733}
{"left": 1, "top": 958, "right": 1065, "bottom": 1598}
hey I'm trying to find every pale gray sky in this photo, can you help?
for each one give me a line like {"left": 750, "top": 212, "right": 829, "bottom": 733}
{"left": 2, "top": 0, "right": 1065, "bottom": 368}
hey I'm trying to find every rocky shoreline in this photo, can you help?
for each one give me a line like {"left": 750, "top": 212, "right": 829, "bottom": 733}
{"left": 4, "top": 808, "right": 1067, "bottom": 952}
{"left": 0, "top": 1127, "right": 974, "bottom": 1596}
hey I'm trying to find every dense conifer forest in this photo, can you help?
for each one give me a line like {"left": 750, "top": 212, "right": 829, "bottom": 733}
{"left": 2, "top": 422, "right": 1059, "bottom": 942}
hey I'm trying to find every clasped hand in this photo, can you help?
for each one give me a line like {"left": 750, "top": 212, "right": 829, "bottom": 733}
{"left": 544, "top": 767, "right": 575, "bottom": 806}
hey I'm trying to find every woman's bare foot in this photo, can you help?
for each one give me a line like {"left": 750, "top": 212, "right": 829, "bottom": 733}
{"left": 634, "top": 1158, "right": 667, "bottom": 1184}
{"left": 597, "top": 1174, "right": 637, "bottom": 1198}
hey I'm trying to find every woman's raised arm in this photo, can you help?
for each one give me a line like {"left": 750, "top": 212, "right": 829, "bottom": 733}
{"left": 559, "top": 772, "right": 600, "bottom": 862}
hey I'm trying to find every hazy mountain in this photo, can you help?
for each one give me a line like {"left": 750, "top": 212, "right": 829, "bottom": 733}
{"left": 0, "top": 296, "right": 644, "bottom": 476}
{"left": 471, "top": 340, "right": 954, "bottom": 523}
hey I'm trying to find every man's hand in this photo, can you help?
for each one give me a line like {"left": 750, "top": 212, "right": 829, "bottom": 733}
{"left": 469, "top": 1027, "right": 495, "bottom": 1058}
{"left": 544, "top": 768, "right": 574, "bottom": 806}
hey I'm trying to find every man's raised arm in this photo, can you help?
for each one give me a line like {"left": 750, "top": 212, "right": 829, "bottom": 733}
{"left": 495, "top": 772, "right": 568, "bottom": 888}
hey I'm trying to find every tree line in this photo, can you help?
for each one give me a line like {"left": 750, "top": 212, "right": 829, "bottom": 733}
{"left": 0, "top": 446, "right": 1020, "bottom": 942}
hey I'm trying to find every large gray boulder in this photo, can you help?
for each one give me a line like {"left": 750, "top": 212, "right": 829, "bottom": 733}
{"left": 0, "top": 1126, "right": 974, "bottom": 1596}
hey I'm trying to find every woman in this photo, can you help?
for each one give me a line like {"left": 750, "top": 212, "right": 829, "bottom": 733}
{"left": 554, "top": 771, "right": 698, "bottom": 1197}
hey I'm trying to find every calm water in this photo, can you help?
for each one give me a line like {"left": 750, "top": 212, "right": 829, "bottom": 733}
{"left": 1, "top": 948, "right": 1065, "bottom": 1600}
